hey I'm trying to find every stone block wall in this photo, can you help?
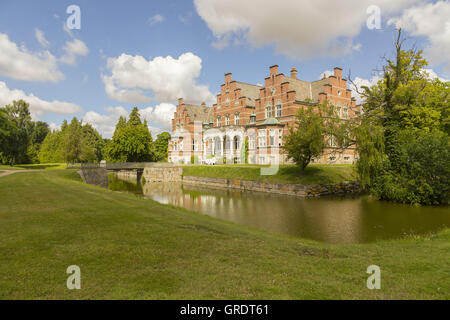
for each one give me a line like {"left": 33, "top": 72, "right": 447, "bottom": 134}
{"left": 142, "top": 167, "right": 182, "bottom": 182}
{"left": 182, "top": 176, "right": 361, "bottom": 197}
{"left": 115, "top": 171, "right": 138, "bottom": 181}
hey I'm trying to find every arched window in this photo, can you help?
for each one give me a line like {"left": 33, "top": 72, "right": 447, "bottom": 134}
{"left": 217, "top": 116, "right": 221, "bottom": 127}
{"left": 225, "top": 114, "right": 230, "bottom": 126}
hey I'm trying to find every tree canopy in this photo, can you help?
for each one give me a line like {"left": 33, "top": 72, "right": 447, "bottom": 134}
{"left": 354, "top": 29, "right": 449, "bottom": 205}
{"left": 105, "top": 107, "right": 155, "bottom": 162}
{"left": 39, "top": 117, "right": 104, "bottom": 163}
{"left": 154, "top": 132, "right": 171, "bottom": 162}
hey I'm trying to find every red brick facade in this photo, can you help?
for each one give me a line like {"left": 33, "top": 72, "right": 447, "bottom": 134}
{"left": 169, "top": 66, "right": 361, "bottom": 165}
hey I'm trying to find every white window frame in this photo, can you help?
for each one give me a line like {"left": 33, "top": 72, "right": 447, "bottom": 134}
{"left": 266, "top": 105, "right": 272, "bottom": 119}
{"left": 269, "top": 129, "right": 276, "bottom": 147}
{"left": 329, "top": 134, "right": 337, "bottom": 147}
{"left": 258, "top": 130, "right": 267, "bottom": 148}
{"left": 276, "top": 104, "right": 282, "bottom": 117}
{"left": 193, "top": 139, "right": 199, "bottom": 152}
{"left": 249, "top": 135, "right": 256, "bottom": 150}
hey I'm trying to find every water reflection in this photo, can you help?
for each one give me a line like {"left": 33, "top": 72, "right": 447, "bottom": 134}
{"left": 108, "top": 174, "right": 450, "bottom": 244}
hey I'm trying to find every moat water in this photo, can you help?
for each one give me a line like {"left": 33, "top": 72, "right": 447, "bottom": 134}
{"left": 108, "top": 174, "right": 450, "bottom": 244}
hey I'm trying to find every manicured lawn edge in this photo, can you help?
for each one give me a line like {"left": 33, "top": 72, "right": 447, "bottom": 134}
{"left": 0, "top": 170, "right": 448, "bottom": 299}
{"left": 182, "top": 164, "right": 357, "bottom": 186}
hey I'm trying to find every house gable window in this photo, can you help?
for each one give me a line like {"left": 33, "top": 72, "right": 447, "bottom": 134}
{"left": 265, "top": 105, "right": 271, "bottom": 119}
{"left": 276, "top": 104, "right": 282, "bottom": 117}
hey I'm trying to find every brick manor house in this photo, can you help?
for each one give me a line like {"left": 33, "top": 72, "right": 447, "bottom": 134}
{"left": 168, "top": 65, "right": 361, "bottom": 165}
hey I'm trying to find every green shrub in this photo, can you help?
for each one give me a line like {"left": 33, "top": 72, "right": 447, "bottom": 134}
{"left": 369, "top": 129, "right": 449, "bottom": 205}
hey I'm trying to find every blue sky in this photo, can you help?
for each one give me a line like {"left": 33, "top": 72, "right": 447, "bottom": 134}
{"left": 0, "top": 0, "right": 448, "bottom": 137}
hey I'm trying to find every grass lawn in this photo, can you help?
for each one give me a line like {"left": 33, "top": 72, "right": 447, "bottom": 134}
{"left": 0, "top": 169, "right": 448, "bottom": 299}
{"left": 182, "top": 164, "right": 357, "bottom": 185}
{"left": 0, "top": 163, "right": 67, "bottom": 171}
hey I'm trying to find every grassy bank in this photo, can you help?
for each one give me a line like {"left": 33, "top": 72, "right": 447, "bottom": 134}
{"left": 0, "top": 169, "right": 448, "bottom": 299}
{"left": 182, "top": 164, "right": 356, "bottom": 185}
{"left": 0, "top": 163, "right": 67, "bottom": 171}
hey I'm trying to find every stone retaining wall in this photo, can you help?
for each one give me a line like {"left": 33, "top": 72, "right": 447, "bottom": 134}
{"left": 143, "top": 167, "right": 182, "bottom": 182}
{"left": 115, "top": 171, "right": 138, "bottom": 181}
{"left": 79, "top": 165, "right": 108, "bottom": 187}
{"left": 182, "top": 176, "right": 361, "bottom": 197}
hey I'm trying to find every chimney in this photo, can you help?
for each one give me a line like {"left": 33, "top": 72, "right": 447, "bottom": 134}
{"left": 291, "top": 67, "right": 298, "bottom": 80}
{"left": 225, "top": 72, "right": 232, "bottom": 83}
{"left": 178, "top": 98, "right": 184, "bottom": 105}
{"left": 334, "top": 67, "right": 342, "bottom": 79}
{"left": 269, "top": 65, "right": 279, "bottom": 76}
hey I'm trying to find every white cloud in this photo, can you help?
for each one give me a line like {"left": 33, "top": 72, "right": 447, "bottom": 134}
{"left": 388, "top": 1, "right": 450, "bottom": 74}
{"left": 140, "top": 103, "right": 176, "bottom": 132}
{"left": 148, "top": 14, "right": 165, "bottom": 25}
{"left": 349, "top": 68, "right": 448, "bottom": 105}
{"left": 102, "top": 52, "right": 215, "bottom": 105}
{"left": 212, "top": 35, "right": 231, "bottom": 50}
{"left": 82, "top": 104, "right": 174, "bottom": 138}
{"left": 350, "top": 74, "right": 383, "bottom": 105}
{"left": 0, "top": 33, "right": 63, "bottom": 82}
{"left": 102, "top": 75, "right": 150, "bottom": 103}
{"left": 0, "top": 81, "right": 82, "bottom": 117}
{"left": 82, "top": 106, "right": 127, "bottom": 138}
{"left": 35, "top": 28, "right": 50, "bottom": 48}
{"left": 319, "top": 70, "right": 334, "bottom": 80}
{"left": 194, "top": 0, "right": 419, "bottom": 59}
{"left": 60, "top": 38, "right": 89, "bottom": 65}
{"left": 147, "top": 125, "right": 163, "bottom": 137}
{"left": 49, "top": 122, "right": 61, "bottom": 132}
{"left": 421, "top": 68, "right": 448, "bottom": 82}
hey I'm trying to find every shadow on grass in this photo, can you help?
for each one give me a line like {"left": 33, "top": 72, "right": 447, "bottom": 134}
{"left": 14, "top": 164, "right": 64, "bottom": 170}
